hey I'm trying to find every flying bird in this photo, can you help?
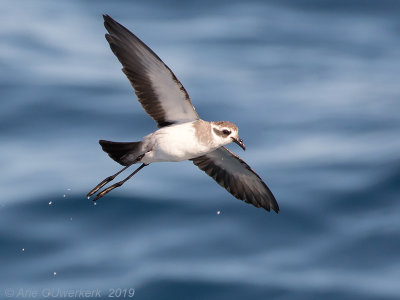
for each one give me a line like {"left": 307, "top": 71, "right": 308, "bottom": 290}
{"left": 87, "top": 15, "right": 279, "bottom": 213}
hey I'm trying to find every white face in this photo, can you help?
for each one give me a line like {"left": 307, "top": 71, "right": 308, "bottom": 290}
{"left": 211, "top": 123, "right": 245, "bottom": 150}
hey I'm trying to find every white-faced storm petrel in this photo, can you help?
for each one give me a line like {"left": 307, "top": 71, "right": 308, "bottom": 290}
{"left": 87, "top": 15, "right": 279, "bottom": 213}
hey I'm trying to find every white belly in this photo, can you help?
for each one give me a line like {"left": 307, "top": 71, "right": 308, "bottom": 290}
{"left": 140, "top": 122, "right": 214, "bottom": 164}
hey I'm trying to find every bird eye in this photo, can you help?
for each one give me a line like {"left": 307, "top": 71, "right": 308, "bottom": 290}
{"left": 222, "top": 129, "right": 231, "bottom": 135}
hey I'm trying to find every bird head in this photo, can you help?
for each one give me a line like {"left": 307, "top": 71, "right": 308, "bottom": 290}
{"left": 210, "top": 121, "right": 246, "bottom": 151}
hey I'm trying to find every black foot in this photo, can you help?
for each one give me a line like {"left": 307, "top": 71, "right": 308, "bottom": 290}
{"left": 87, "top": 175, "right": 114, "bottom": 198}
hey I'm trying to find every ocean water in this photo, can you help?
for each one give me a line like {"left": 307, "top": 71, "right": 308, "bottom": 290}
{"left": 1, "top": 0, "right": 400, "bottom": 299}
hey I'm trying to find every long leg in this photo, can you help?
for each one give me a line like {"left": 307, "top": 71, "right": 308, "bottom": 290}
{"left": 87, "top": 165, "right": 131, "bottom": 198}
{"left": 93, "top": 163, "right": 147, "bottom": 201}
{"left": 87, "top": 153, "right": 146, "bottom": 198}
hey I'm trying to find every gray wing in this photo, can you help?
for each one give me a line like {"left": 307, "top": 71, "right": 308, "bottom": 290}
{"left": 103, "top": 15, "right": 199, "bottom": 128}
{"left": 191, "top": 147, "right": 279, "bottom": 212}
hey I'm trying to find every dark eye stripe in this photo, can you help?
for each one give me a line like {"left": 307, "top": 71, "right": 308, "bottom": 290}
{"left": 213, "top": 128, "right": 231, "bottom": 137}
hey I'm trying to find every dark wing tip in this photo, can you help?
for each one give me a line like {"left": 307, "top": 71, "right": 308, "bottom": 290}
{"left": 103, "top": 14, "right": 115, "bottom": 29}
{"left": 192, "top": 147, "right": 280, "bottom": 214}
{"left": 258, "top": 186, "right": 279, "bottom": 213}
{"left": 103, "top": 14, "right": 129, "bottom": 37}
{"left": 258, "top": 182, "right": 279, "bottom": 213}
{"left": 245, "top": 188, "right": 279, "bottom": 213}
{"left": 103, "top": 14, "right": 112, "bottom": 22}
{"left": 103, "top": 15, "right": 118, "bottom": 33}
{"left": 269, "top": 196, "right": 280, "bottom": 213}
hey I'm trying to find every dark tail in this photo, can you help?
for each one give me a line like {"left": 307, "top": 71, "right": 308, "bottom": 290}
{"left": 99, "top": 140, "right": 143, "bottom": 166}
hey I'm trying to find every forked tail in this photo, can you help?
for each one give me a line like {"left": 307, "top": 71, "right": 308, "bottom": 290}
{"left": 99, "top": 140, "right": 143, "bottom": 166}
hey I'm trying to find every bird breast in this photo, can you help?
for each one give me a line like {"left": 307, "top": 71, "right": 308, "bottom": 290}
{"left": 142, "top": 121, "right": 216, "bottom": 163}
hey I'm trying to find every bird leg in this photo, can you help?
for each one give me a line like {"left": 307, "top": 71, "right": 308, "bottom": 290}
{"left": 93, "top": 163, "right": 147, "bottom": 201}
{"left": 87, "top": 165, "right": 131, "bottom": 198}
{"left": 87, "top": 153, "right": 146, "bottom": 198}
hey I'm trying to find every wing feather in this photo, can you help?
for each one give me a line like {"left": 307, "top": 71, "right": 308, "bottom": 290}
{"left": 191, "top": 147, "right": 279, "bottom": 212}
{"left": 103, "top": 15, "right": 199, "bottom": 127}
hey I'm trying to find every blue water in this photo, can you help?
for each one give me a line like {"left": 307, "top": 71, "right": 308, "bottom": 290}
{"left": 1, "top": 0, "right": 400, "bottom": 299}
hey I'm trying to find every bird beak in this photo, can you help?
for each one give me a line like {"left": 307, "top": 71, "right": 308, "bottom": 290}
{"left": 232, "top": 137, "right": 246, "bottom": 151}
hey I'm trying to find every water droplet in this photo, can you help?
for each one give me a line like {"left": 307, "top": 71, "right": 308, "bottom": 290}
{"left": 67, "top": 188, "right": 71, "bottom": 191}
{"left": 48, "top": 201, "right": 52, "bottom": 206}
{"left": 217, "top": 210, "right": 221, "bottom": 215}
{"left": 94, "top": 202, "right": 97, "bottom": 206}
{"left": 22, "top": 248, "right": 25, "bottom": 252}
{"left": 87, "top": 196, "right": 90, "bottom": 200}
{"left": 53, "top": 272, "right": 57, "bottom": 276}
{"left": 63, "top": 194, "right": 66, "bottom": 198}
